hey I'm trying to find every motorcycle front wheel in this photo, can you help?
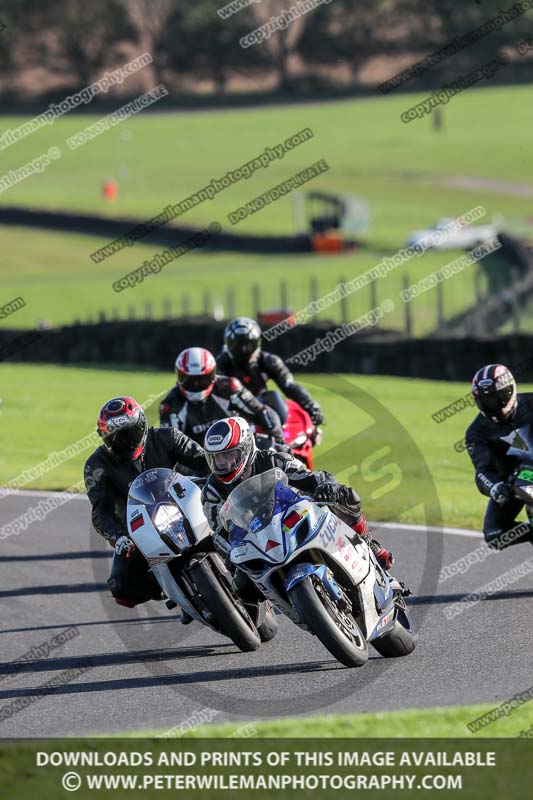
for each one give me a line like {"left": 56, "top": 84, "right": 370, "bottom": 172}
{"left": 188, "top": 558, "right": 261, "bottom": 652}
{"left": 289, "top": 575, "right": 368, "bottom": 668}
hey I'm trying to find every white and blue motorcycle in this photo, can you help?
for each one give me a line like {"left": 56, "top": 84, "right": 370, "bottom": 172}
{"left": 220, "top": 468, "right": 417, "bottom": 668}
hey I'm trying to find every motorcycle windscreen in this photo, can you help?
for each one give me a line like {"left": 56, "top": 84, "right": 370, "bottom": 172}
{"left": 128, "top": 467, "right": 177, "bottom": 506}
{"left": 128, "top": 467, "right": 188, "bottom": 544}
{"left": 504, "top": 423, "right": 533, "bottom": 461}
{"left": 221, "top": 467, "right": 301, "bottom": 534}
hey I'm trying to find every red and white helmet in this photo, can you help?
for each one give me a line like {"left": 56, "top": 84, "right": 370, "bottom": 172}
{"left": 175, "top": 347, "right": 216, "bottom": 402}
{"left": 204, "top": 417, "right": 256, "bottom": 484}
{"left": 97, "top": 397, "right": 147, "bottom": 461}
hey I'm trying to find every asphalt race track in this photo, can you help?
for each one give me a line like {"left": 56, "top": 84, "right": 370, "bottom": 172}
{"left": 1, "top": 491, "right": 532, "bottom": 737}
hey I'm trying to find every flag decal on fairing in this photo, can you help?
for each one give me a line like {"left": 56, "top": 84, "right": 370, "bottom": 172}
{"left": 130, "top": 513, "right": 144, "bottom": 531}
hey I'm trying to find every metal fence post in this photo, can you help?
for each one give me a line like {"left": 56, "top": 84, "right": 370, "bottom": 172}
{"left": 280, "top": 280, "right": 288, "bottom": 310}
{"left": 370, "top": 278, "right": 377, "bottom": 311}
{"left": 437, "top": 281, "right": 444, "bottom": 328}
{"left": 403, "top": 274, "right": 412, "bottom": 336}
{"left": 339, "top": 276, "right": 348, "bottom": 323}
{"left": 226, "top": 287, "right": 236, "bottom": 319}
{"left": 252, "top": 284, "right": 260, "bottom": 317}
{"left": 310, "top": 277, "right": 318, "bottom": 320}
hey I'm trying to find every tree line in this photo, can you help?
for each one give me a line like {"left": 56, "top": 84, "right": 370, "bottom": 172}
{"left": 0, "top": 0, "right": 531, "bottom": 98}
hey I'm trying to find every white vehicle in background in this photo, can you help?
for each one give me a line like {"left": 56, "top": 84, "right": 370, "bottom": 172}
{"left": 407, "top": 217, "right": 497, "bottom": 250}
{"left": 126, "top": 468, "right": 277, "bottom": 653}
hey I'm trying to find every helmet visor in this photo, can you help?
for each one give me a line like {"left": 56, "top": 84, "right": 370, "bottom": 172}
{"left": 178, "top": 371, "right": 214, "bottom": 393}
{"left": 474, "top": 378, "right": 515, "bottom": 420}
{"left": 228, "top": 339, "right": 258, "bottom": 361}
{"left": 208, "top": 447, "right": 244, "bottom": 475}
{"left": 475, "top": 394, "right": 507, "bottom": 414}
{"left": 107, "top": 426, "right": 144, "bottom": 458}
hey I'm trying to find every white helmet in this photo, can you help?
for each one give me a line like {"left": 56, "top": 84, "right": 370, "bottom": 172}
{"left": 175, "top": 347, "right": 216, "bottom": 402}
{"left": 204, "top": 417, "right": 256, "bottom": 484}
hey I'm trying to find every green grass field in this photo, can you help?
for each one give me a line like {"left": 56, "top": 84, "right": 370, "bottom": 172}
{"left": 1, "top": 86, "right": 530, "bottom": 237}
{"left": 1, "top": 85, "right": 530, "bottom": 334}
{"left": 0, "top": 363, "right": 503, "bottom": 530}
{"left": 0, "top": 227, "right": 487, "bottom": 336}
{"left": 137, "top": 703, "right": 532, "bottom": 738}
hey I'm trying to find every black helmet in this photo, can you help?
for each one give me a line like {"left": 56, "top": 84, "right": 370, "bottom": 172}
{"left": 472, "top": 364, "right": 517, "bottom": 423}
{"left": 224, "top": 317, "right": 261, "bottom": 366}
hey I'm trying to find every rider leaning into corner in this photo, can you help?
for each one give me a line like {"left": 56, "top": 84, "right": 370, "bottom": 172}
{"left": 216, "top": 316, "right": 324, "bottom": 426}
{"left": 201, "top": 416, "right": 394, "bottom": 575}
{"left": 466, "top": 364, "right": 533, "bottom": 550}
{"left": 159, "top": 347, "right": 285, "bottom": 447}
{"left": 84, "top": 396, "right": 209, "bottom": 610}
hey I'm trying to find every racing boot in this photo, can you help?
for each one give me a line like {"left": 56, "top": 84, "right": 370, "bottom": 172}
{"left": 232, "top": 569, "right": 278, "bottom": 643}
{"left": 351, "top": 514, "right": 394, "bottom": 571}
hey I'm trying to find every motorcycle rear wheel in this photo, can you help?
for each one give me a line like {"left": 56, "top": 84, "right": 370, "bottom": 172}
{"left": 289, "top": 576, "right": 368, "bottom": 668}
{"left": 257, "top": 606, "right": 279, "bottom": 642}
{"left": 188, "top": 558, "right": 261, "bottom": 652}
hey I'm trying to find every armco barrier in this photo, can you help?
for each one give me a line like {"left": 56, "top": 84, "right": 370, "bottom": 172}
{"left": 3, "top": 320, "right": 533, "bottom": 382}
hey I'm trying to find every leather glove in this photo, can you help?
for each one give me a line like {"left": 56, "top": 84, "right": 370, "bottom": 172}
{"left": 114, "top": 535, "right": 135, "bottom": 557}
{"left": 489, "top": 482, "right": 513, "bottom": 506}
{"left": 314, "top": 483, "right": 338, "bottom": 504}
{"left": 375, "top": 547, "right": 394, "bottom": 571}
{"left": 274, "top": 442, "right": 292, "bottom": 454}
{"left": 307, "top": 402, "right": 324, "bottom": 426}
{"left": 262, "top": 408, "right": 285, "bottom": 446}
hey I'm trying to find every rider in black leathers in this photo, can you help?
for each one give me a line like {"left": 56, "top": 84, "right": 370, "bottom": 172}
{"left": 466, "top": 364, "right": 533, "bottom": 550}
{"left": 84, "top": 396, "right": 208, "bottom": 607}
{"left": 159, "top": 347, "right": 284, "bottom": 446}
{"left": 217, "top": 317, "right": 323, "bottom": 426}
{"left": 201, "top": 417, "right": 393, "bottom": 570}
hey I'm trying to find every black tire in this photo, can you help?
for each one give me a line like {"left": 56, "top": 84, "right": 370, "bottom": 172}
{"left": 289, "top": 576, "right": 368, "bottom": 668}
{"left": 188, "top": 559, "right": 261, "bottom": 653}
{"left": 372, "top": 609, "right": 418, "bottom": 658}
{"left": 257, "top": 607, "right": 279, "bottom": 643}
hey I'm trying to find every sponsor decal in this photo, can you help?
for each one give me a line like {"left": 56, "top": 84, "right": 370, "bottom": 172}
{"left": 282, "top": 510, "right": 302, "bottom": 531}
{"left": 130, "top": 513, "right": 144, "bottom": 531}
{"left": 108, "top": 414, "right": 132, "bottom": 429}
{"left": 376, "top": 611, "right": 393, "bottom": 632}
{"left": 250, "top": 517, "right": 263, "bottom": 533}
{"left": 231, "top": 544, "right": 250, "bottom": 559}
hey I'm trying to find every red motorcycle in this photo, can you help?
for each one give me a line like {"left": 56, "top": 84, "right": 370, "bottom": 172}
{"left": 255, "top": 399, "right": 321, "bottom": 469}
{"left": 283, "top": 399, "right": 322, "bottom": 468}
